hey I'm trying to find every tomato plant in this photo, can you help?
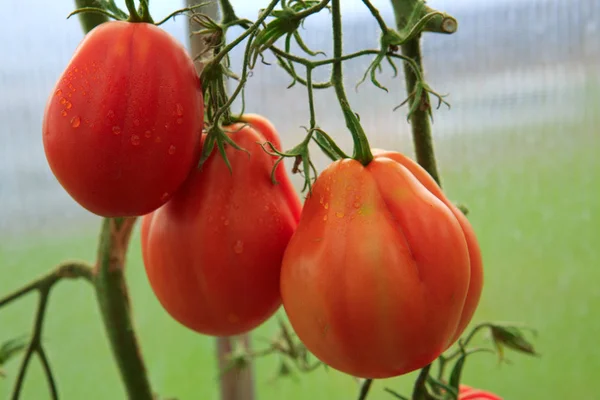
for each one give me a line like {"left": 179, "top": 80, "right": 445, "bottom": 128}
{"left": 141, "top": 115, "right": 302, "bottom": 336}
{"left": 43, "top": 21, "right": 204, "bottom": 217}
{"left": 280, "top": 150, "right": 483, "bottom": 379}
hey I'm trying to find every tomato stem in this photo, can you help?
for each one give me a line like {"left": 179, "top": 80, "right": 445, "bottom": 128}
{"left": 330, "top": 0, "right": 373, "bottom": 166}
{"left": 73, "top": 0, "right": 109, "bottom": 31}
{"left": 125, "top": 0, "right": 142, "bottom": 22}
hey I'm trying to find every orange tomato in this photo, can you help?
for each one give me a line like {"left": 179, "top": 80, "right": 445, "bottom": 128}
{"left": 459, "top": 385, "right": 503, "bottom": 400}
{"left": 280, "top": 150, "right": 483, "bottom": 378}
{"left": 43, "top": 21, "right": 203, "bottom": 217}
{"left": 141, "top": 115, "right": 302, "bottom": 336}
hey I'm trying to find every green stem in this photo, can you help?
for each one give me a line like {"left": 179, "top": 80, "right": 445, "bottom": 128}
{"left": 94, "top": 218, "right": 153, "bottom": 400}
{"left": 398, "top": 37, "right": 440, "bottom": 184}
{"left": 390, "top": 0, "right": 457, "bottom": 35}
{"left": 124, "top": 0, "right": 142, "bottom": 21}
{"left": 362, "top": 0, "right": 388, "bottom": 32}
{"left": 138, "top": 0, "right": 154, "bottom": 23}
{"left": 74, "top": 0, "right": 109, "bottom": 32}
{"left": 412, "top": 364, "right": 432, "bottom": 400}
{"left": 294, "top": 0, "right": 331, "bottom": 19}
{"left": 219, "top": 0, "right": 237, "bottom": 24}
{"left": 357, "top": 379, "right": 374, "bottom": 400}
{"left": 331, "top": 0, "right": 373, "bottom": 165}
{"left": 211, "top": 0, "right": 280, "bottom": 66}
{"left": 0, "top": 262, "right": 93, "bottom": 400}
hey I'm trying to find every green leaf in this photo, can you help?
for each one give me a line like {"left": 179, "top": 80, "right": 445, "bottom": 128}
{"left": 0, "top": 335, "right": 29, "bottom": 365}
{"left": 490, "top": 324, "right": 539, "bottom": 361}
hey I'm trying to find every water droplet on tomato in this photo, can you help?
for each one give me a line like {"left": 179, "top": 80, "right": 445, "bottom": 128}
{"left": 233, "top": 240, "right": 244, "bottom": 254}
{"left": 176, "top": 103, "right": 184, "bottom": 116}
{"left": 144, "top": 130, "right": 152, "bottom": 138}
{"left": 319, "top": 196, "right": 324, "bottom": 204}
{"left": 264, "top": 205, "right": 270, "bottom": 211}
{"left": 323, "top": 215, "right": 328, "bottom": 221}
{"left": 131, "top": 135, "right": 140, "bottom": 146}
{"left": 168, "top": 145, "right": 176, "bottom": 155}
{"left": 155, "top": 136, "right": 162, "bottom": 143}
{"left": 324, "top": 203, "right": 329, "bottom": 209}
{"left": 133, "top": 119, "right": 140, "bottom": 127}
{"left": 161, "top": 192, "right": 169, "bottom": 202}
{"left": 112, "top": 126, "right": 121, "bottom": 135}
{"left": 65, "top": 102, "right": 72, "bottom": 110}
{"left": 224, "top": 219, "right": 230, "bottom": 226}
{"left": 107, "top": 110, "right": 115, "bottom": 119}
{"left": 60, "top": 110, "right": 67, "bottom": 117}
{"left": 164, "top": 123, "right": 170, "bottom": 130}
{"left": 59, "top": 97, "right": 66, "bottom": 105}
{"left": 55, "top": 89, "right": 62, "bottom": 96}
{"left": 335, "top": 212, "right": 345, "bottom": 218}
{"left": 70, "top": 116, "right": 81, "bottom": 128}
{"left": 353, "top": 201, "right": 361, "bottom": 209}
{"left": 176, "top": 118, "right": 183, "bottom": 125}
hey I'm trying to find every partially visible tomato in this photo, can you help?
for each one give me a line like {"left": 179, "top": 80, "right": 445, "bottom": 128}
{"left": 43, "top": 21, "right": 204, "bottom": 217}
{"left": 141, "top": 115, "right": 302, "bottom": 336}
{"left": 280, "top": 150, "right": 483, "bottom": 378}
{"left": 459, "top": 385, "right": 503, "bottom": 400}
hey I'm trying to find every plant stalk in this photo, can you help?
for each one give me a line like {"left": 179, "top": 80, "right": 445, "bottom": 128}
{"left": 94, "top": 217, "right": 153, "bottom": 399}
{"left": 390, "top": 0, "right": 447, "bottom": 185}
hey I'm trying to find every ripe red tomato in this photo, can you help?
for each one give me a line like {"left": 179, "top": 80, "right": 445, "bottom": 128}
{"left": 43, "top": 21, "right": 204, "bottom": 217}
{"left": 141, "top": 115, "right": 302, "bottom": 336}
{"left": 280, "top": 150, "right": 483, "bottom": 378}
{"left": 459, "top": 385, "right": 503, "bottom": 400}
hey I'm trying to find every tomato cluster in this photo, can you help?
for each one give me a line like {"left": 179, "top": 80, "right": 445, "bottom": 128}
{"left": 44, "top": 20, "right": 483, "bottom": 380}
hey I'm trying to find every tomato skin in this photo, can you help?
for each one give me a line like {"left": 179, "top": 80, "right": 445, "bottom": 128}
{"left": 280, "top": 152, "right": 483, "bottom": 378}
{"left": 459, "top": 385, "right": 503, "bottom": 400}
{"left": 43, "top": 21, "right": 204, "bottom": 217}
{"left": 141, "top": 115, "right": 302, "bottom": 336}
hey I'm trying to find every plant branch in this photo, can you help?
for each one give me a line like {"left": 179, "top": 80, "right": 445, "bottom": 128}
{"left": 0, "top": 262, "right": 93, "bottom": 400}
{"left": 0, "top": 262, "right": 93, "bottom": 308}
{"left": 357, "top": 379, "right": 374, "bottom": 400}
{"left": 391, "top": 0, "right": 442, "bottom": 184}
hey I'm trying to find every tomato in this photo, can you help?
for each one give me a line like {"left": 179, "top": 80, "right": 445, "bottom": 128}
{"left": 43, "top": 21, "right": 203, "bottom": 217}
{"left": 459, "top": 385, "right": 503, "bottom": 400}
{"left": 280, "top": 150, "right": 483, "bottom": 378}
{"left": 141, "top": 115, "right": 302, "bottom": 336}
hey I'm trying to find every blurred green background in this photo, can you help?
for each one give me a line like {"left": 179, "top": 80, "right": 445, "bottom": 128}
{"left": 1, "top": 0, "right": 599, "bottom": 399}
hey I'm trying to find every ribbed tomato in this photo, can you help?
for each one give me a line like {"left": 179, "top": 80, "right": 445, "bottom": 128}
{"left": 141, "top": 115, "right": 302, "bottom": 336}
{"left": 43, "top": 21, "right": 203, "bottom": 217}
{"left": 280, "top": 150, "right": 483, "bottom": 378}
